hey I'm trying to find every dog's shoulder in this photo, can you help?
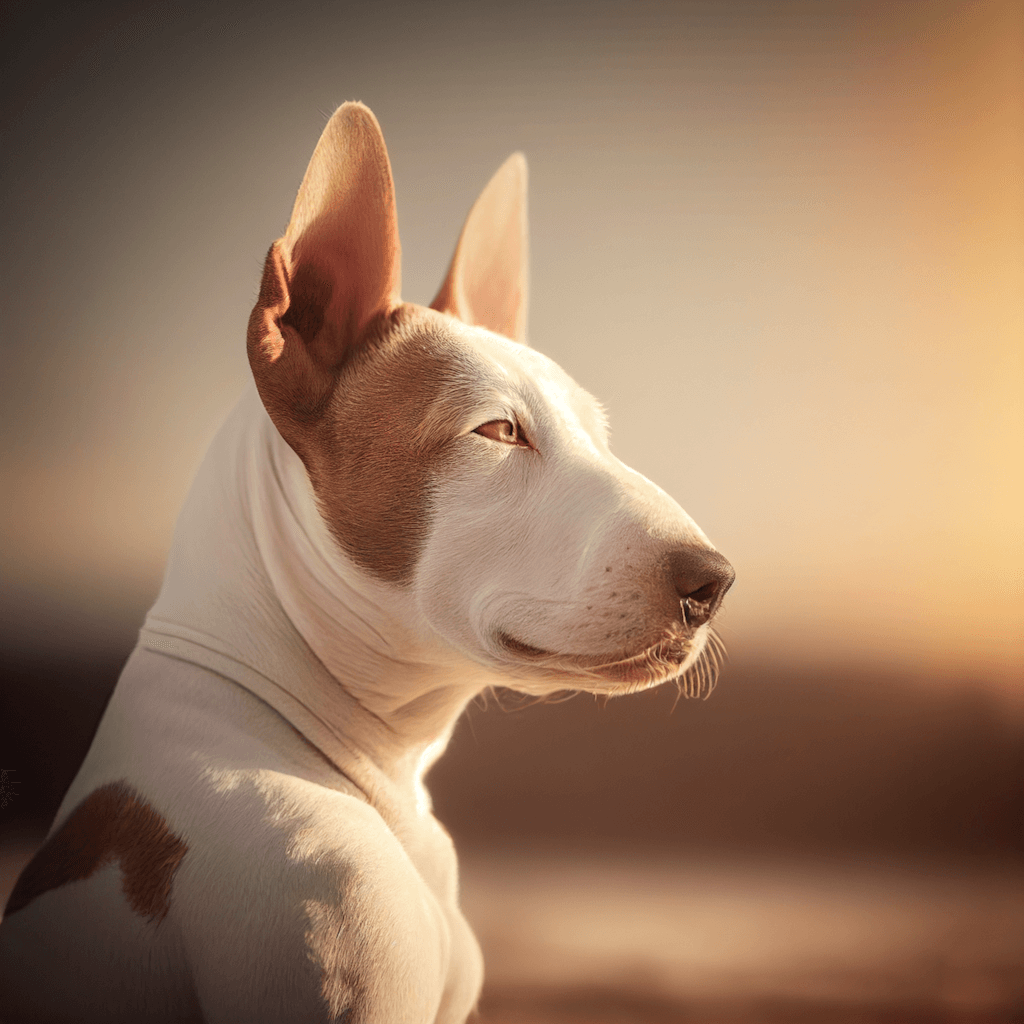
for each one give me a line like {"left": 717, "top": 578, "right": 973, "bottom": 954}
{"left": 175, "top": 770, "right": 457, "bottom": 1022}
{"left": 42, "top": 648, "right": 467, "bottom": 1020}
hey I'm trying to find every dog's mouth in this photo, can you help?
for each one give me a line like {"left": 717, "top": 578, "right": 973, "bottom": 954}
{"left": 494, "top": 625, "right": 718, "bottom": 694}
{"left": 495, "top": 632, "right": 550, "bottom": 658}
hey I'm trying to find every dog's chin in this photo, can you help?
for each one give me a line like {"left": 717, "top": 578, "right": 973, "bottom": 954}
{"left": 492, "top": 626, "right": 707, "bottom": 696}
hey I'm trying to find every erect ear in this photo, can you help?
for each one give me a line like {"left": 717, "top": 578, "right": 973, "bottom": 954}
{"left": 247, "top": 102, "right": 402, "bottom": 434}
{"left": 430, "top": 153, "right": 528, "bottom": 344}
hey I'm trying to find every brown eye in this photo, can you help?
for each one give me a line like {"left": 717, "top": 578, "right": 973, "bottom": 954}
{"left": 474, "top": 419, "right": 530, "bottom": 447}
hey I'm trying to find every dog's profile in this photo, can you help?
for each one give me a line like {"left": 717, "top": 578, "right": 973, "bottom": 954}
{"left": 0, "top": 102, "right": 733, "bottom": 1023}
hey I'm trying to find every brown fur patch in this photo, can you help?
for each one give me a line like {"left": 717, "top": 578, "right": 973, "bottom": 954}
{"left": 4, "top": 781, "right": 188, "bottom": 922}
{"left": 299, "top": 305, "right": 494, "bottom": 583}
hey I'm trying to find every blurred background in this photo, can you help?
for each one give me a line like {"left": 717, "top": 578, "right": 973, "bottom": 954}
{"left": 2, "top": 1, "right": 1022, "bottom": 1020}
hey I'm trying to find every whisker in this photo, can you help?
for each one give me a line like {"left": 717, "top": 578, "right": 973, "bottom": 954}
{"left": 670, "top": 677, "right": 684, "bottom": 713}
{"left": 494, "top": 622, "right": 729, "bottom": 702}
{"left": 671, "top": 627, "right": 727, "bottom": 702}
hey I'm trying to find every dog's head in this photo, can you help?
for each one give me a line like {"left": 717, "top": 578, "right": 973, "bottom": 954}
{"left": 248, "top": 103, "right": 733, "bottom": 697}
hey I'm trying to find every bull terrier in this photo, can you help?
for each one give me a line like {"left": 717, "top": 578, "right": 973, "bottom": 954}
{"left": 0, "top": 102, "right": 734, "bottom": 1023}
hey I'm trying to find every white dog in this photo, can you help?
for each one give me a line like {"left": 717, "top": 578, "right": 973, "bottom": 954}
{"left": 0, "top": 102, "right": 733, "bottom": 1023}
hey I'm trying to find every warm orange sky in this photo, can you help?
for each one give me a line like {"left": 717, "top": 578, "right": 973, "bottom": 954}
{"left": 2, "top": 1, "right": 1021, "bottom": 690}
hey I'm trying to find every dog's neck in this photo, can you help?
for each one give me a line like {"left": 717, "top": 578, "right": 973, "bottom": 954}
{"left": 144, "top": 385, "right": 488, "bottom": 816}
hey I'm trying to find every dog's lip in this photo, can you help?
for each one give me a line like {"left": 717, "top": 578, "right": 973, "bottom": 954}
{"left": 495, "top": 629, "right": 694, "bottom": 685}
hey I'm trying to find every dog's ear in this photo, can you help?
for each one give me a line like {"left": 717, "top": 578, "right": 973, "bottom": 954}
{"left": 431, "top": 153, "right": 528, "bottom": 344}
{"left": 247, "top": 102, "right": 401, "bottom": 433}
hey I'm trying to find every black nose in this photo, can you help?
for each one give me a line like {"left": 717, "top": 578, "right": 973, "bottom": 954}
{"left": 667, "top": 546, "right": 735, "bottom": 628}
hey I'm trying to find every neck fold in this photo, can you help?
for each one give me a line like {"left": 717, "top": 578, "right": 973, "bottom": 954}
{"left": 143, "top": 386, "right": 485, "bottom": 814}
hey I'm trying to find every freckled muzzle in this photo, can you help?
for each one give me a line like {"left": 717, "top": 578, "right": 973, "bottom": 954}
{"left": 491, "top": 543, "right": 735, "bottom": 691}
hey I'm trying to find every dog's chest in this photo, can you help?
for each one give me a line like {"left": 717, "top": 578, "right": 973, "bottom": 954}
{"left": 1, "top": 651, "right": 482, "bottom": 1022}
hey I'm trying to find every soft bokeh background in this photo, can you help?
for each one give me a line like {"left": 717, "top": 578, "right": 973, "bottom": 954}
{"left": 2, "top": 1, "right": 1021, "bottom": 1020}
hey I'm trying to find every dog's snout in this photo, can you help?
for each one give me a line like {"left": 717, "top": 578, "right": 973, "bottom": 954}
{"left": 667, "top": 547, "right": 735, "bottom": 628}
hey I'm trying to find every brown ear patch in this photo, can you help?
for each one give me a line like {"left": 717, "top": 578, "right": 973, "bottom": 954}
{"left": 4, "top": 781, "right": 187, "bottom": 923}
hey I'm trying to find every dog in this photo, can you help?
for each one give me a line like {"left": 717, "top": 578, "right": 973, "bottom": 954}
{"left": 0, "top": 102, "right": 733, "bottom": 1023}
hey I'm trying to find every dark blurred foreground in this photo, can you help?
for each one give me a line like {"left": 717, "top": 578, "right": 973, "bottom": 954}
{"left": 430, "top": 666, "right": 1022, "bottom": 861}
{"left": 2, "top": 638, "right": 1021, "bottom": 859}
{"left": 2, "top": 640, "right": 1022, "bottom": 1021}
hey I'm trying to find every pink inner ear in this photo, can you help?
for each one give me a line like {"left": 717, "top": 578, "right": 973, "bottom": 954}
{"left": 288, "top": 214, "right": 401, "bottom": 359}
{"left": 280, "top": 103, "right": 403, "bottom": 364}
{"left": 432, "top": 152, "right": 528, "bottom": 344}
{"left": 461, "top": 231, "right": 523, "bottom": 341}
{"left": 278, "top": 251, "right": 335, "bottom": 363}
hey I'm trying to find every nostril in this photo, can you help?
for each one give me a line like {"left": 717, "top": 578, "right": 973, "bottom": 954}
{"left": 667, "top": 547, "right": 735, "bottom": 628}
{"left": 683, "top": 581, "right": 720, "bottom": 605}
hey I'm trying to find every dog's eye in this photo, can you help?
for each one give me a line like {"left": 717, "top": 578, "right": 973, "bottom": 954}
{"left": 474, "top": 419, "right": 530, "bottom": 447}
